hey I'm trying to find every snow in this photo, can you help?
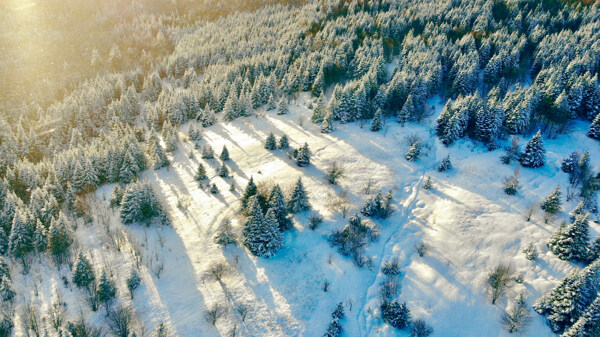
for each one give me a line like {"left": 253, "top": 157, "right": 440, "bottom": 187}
{"left": 11, "top": 93, "right": 600, "bottom": 336}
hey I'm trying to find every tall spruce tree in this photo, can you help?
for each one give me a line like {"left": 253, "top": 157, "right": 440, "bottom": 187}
{"left": 242, "top": 198, "right": 283, "bottom": 257}
{"left": 312, "top": 93, "right": 326, "bottom": 124}
{"left": 195, "top": 163, "right": 207, "bottom": 181}
{"left": 541, "top": 186, "right": 562, "bottom": 214}
{"left": 279, "top": 135, "right": 289, "bottom": 149}
{"left": 8, "top": 210, "right": 32, "bottom": 262}
{"left": 288, "top": 178, "right": 310, "bottom": 213}
{"left": 520, "top": 131, "right": 545, "bottom": 168}
{"left": 47, "top": 213, "right": 73, "bottom": 264}
{"left": 296, "top": 143, "right": 310, "bottom": 167}
{"left": 371, "top": 108, "right": 383, "bottom": 132}
{"left": 548, "top": 214, "right": 591, "bottom": 262}
{"left": 220, "top": 146, "right": 230, "bottom": 161}
{"left": 265, "top": 133, "right": 277, "bottom": 150}
{"left": 268, "top": 185, "right": 291, "bottom": 231}
{"left": 241, "top": 176, "right": 258, "bottom": 209}
{"left": 72, "top": 252, "right": 95, "bottom": 290}
{"left": 588, "top": 113, "right": 600, "bottom": 140}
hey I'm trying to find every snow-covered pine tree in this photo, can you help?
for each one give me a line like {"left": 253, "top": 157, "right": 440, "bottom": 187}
{"left": 312, "top": 93, "right": 326, "bottom": 124}
{"left": 437, "top": 155, "right": 453, "bottom": 172}
{"left": 519, "top": 130, "right": 545, "bottom": 168}
{"left": 361, "top": 190, "right": 393, "bottom": 219}
{"left": 218, "top": 164, "right": 229, "bottom": 178}
{"left": 202, "top": 144, "right": 215, "bottom": 159}
{"left": 120, "top": 181, "right": 165, "bottom": 225}
{"left": 151, "top": 137, "right": 169, "bottom": 170}
{"left": 195, "top": 163, "right": 207, "bottom": 181}
{"left": 541, "top": 186, "right": 562, "bottom": 214}
{"left": 296, "top": 143, "right": 310, "bottom": 167}
{"left": 119, "top": 151, "right": 139, "bottom": 184}
{"left": 243, "top": 198, "right": 283, "bottom": 257}
{"left": 279, "top": 135, "right": 289, "bottom": 149}
{"left": 96, "top": 270, "right": 116, "bottom": 313}
{"left": 405, "top": 142, "right": 421, "bottom": 162}
{"left": 535, "top": 258, "right": 600, "bottom": 333}
{"left": 220, "top": 146, "right": 230, "bottom": 161}
{"left": 267, "top": 93, "right": 277, "bottom": 111}
{"left": 277, "top": 99, "right": 289, "bottom": 115}
{"left": 398, "top": 94, "right": 415, "bottom": 124}
{"left": 265, "top": 132, "right": 277, "bottom": 150}
{"left": 547, "top": 214, "right": 591, "bottom": 262}
{"left": 288, "top": 178, "right": 310, "bottom": 213}
{"left": 72, "top": 252, "right": 95, "bottom": 290}
{"left": 321, "top": 110, "right": 334, "bottom": 133}
{"left": 268, "top": 185, "right": 291, "bottom": 232}
{"left": 241, "top": 176, "right": 258, "bottom": 209}
{"left": 47, "top": 213, "right": 72, "bottom": 264}
{"left": 382, "top": 300, "right": 411, "bottom": 330}
{"left": 0, "top": 276, "right": 15, "bottom": 303}
{"left": 588, "top": 113, "right": 600, "bottom": 140}
{"left": 8, "top": 210, "right": 33, "bottom": 263}
{"left": 371, "top": 108, "right": 383, "bottom": 132}
{"left": 210, "top": 183, "right": 219, "bottom": 194}
{"left": 33, "top": 220, "right": 47, "bottom": 253}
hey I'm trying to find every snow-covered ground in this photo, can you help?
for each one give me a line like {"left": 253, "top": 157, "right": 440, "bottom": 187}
{"left": 12, "top": 93, "right": 600, "bottom": 336}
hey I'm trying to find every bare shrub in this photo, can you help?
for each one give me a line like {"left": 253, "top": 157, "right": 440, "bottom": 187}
{"left": 325, "top": 191, "right": 352, "bottom": 218}
{"left": 414, "top": 242, "right": 428, "bottom": 257}
{"left": 21, "top": 302, "right": 41, "bottom": 337}
{"left": 47, "top": 291, "right": 67, "bottom": 331}
{"left": 524, "top": 203, "right": 535, "bottom": 222}
{"left": 214, "top": 220, "right": 237, "bottom": 246}
{"left": 107, "top": 306, "right": 134, "bottom": 337}
{"left": 501, "top": 294, "right": 531, "bottom": 333}
{"left": 235, "top": 303, "right": 250, "bottom": 322}
{"left": 205, "top": 262, "right": 231, "bottom": 283}
{"left": 308, "top": 213, "right": 324, "bottom": 230}
{"left": 323, "top": 279, "right": 330, "bottom": 292}
{"left": 205, "top": 304, "right": 224, "bottom": 326}
{"left": 325, "top": 161, "right": 345, "bottom": 185}
{"left": 488, "top": 265, "right": 513, "bottom": 304}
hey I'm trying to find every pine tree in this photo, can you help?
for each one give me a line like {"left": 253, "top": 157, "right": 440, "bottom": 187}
{"left": 519, "top": 131, "right": 545, "bottom": 168}
{"left": 96, "top": 270, "right": 116, "bottom": 313}
{"left": 243, "top": 199, "right": 283, "bottom": 258}
{"left": 195, "top": 163, "right": 207, "bottom": 181}
{"left": 119, "top": 152, "right": 139, "bottom": 184}
{"left": 288, "top": 178, "right": 310, "bottom": 213}
{"left": 47, "top": 213, "right": 72, "bottom": 264}
{"left": 405, "top": 142, "right": 421, "bottom": 162}
{"left": 8, "top": 210, "right": 32, "bottom": 261}
{"left": 120, "top": 182, "right": 165, "bottom": 225}
{"left": 72, "top": 252, "right": 95, "bottom": 290}
{"left": 371, "top": 108, "right": 383, "bottom": 132}
{"left": 361, "top": 191, "right": 393, "bottom": 219}
{"left": 321, "top": 110, "right": 334, "bottom": 133}
{"left": 541, "top": 186, "right": 562, "bottom": 214}
{"left": 218, "top": 164, "right": 229, "bottom": 178}
{"left": 563, "top": 294, "right": 600, "bottom": 337}
{"left": 210, "top": 183, "right": 219, "bottom": 194}
{"left": 267, "top": 93, "right": 277, "bottom": 111}
{"left": 277, "top": 100, "right": 288, "bottom": 115}
{"left": 151, "top": 138, "right": 169, "bottom": 170}
{"left": 296, "top": 143, "right": 310, "bottom": 167}
{"left": 219, "top": 146, "right": 230, "bottom": 161}
{"left": 312, "top": 94, "right": 326, "bottom": 124}
{"left": 0, "top": 276, "right": 15, "bottom": 303}
{"left": 202, "top": 145, "right": 214, "bottom": 159}
{"left": 588, "top": 113, "right": 600, "bottom": 140}
{"left": 268, "top": 185, "right": 291, "bottom": 232}
{"left": 127, "top": 269, "right": 141, "bottom": 299}
{"left": 382, "top": 300, "right": 411, "bottom": 329}
{"left": 548, "top": 214, "right": 591, "bottom": 262}
{"left": 437, "top": 155, "right": 453, "bottom": 172}
{"left": 265, "top": 133, "right": 277, "bottom": 150}
{"left": 279, "top": 135, "right": 289, "bottom": 149}
{"left": 241, "top": 176, "right": 257, "bottom": 209}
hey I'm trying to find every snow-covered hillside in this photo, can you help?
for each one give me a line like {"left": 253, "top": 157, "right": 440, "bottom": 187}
{"left": 13, "top": 93, "right": 600, "bottom": 336}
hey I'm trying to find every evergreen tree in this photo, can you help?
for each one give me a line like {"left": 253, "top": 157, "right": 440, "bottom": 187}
{"left": 0, "top": 230, "right": 7, "bottom": 255}
{"left": 243, "top": 199, "right": 283, "bottom": 258}
{"left": 296, "top": 143, "right": 310, "bottom": 167}
{"left": 96, "top": 270, "right": 116, "bottom": 313}
{"left": 268, "top": 185, "right": 291, "bottom": 232}
{"left": 371, "top": 108, "right": 383, "bottom": 132}
{"left": 8, "top": 211, "right": 32, "bottom": 262}
{"left": 202, "top": 145, "right": 214, "bottom": 159}
{"left": 361, "top": 191, "right": 393, "bottom": 219}
{"left": 127, "top": 269, "right": 141, "bottom": 299}
{"left": 547, "top": 214, "right": 591, "bottom": 262}
{"left": 265, "top": 133, "right": 277, "bottom": 150}
{"left": 219, "top": 146, "right": 230, "bottom": 161}
{"left": 195, "top": 163, "right": 207, "bottom": 181}
{"left": 266, "top": 93, "right": 277, "bottom": 111}
{"left": 563, "top": 294, "right": 600, "bottom": 337}
{"left": 382, "top": 300, "right": 411, "bottom": 329}
{"left": 72, "top": 252, "right": 95, "bottom": 290}
{"left": 279, "top": 135, "right": 289, "bottom": 149}
{"left": 588, "top": 113, "right": 600, "bottom": 140}
{"left": 277, "top": 100, "right": 289, "bottom": 115}
{"left": 120, "top": 182, "right": 165, "bottom": 225}
{"left": 437, "top": 155, "right": 453, "bottom": 172}
{"left": 119, "top": 152, "right": 139, "bottom": 184}
{"left": 541, "top": 186, "right": 562, "bottom": 214}
{"left": 47, "top": 213, "right": 72, "bottom": 264}
{"left": 321, "top": 110, "right": 334, "bottom": 133}
{"left": 519, "top": 131, "right": 545, "bottom": 168}
{"left": 288, "top": 178, "right": 310, "bottom": 213}
{"left": 210, "top": 183, "right": 219, "bottom": 194}
{"left": 241, "top": 176, "right": 258, "bottom": 209}
{"left": 151, "top": 138, "right": 169, "bottom": 170}
{"left": 0, "top": 276, "right": 14, "bottom": 303}
{"left": 218, "top": 164, "right": 229, "bottom": 178}
{"left": 312, "top": 94, "right": 326, "bottom": 124}
{"left": 405, "top": 142, "right": 421, "bottom": 162}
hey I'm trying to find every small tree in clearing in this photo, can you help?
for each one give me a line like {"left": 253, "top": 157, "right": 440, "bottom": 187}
{"left": 488, "top": 265, "right": 513, "bottom": 304}
{"left": 325, "top": 162, "right": 345, "bottom": 185}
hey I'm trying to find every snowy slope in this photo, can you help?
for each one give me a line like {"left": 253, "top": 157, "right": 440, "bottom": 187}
{"left": 12, "top": 94, "right": 600, "bottom": 336}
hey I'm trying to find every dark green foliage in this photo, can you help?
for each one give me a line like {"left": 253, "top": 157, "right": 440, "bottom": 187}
{"left": 97, "top": 270, "right": 116, "bottom": 312}
{"left": 279, "top": 135, "right": 289, "bottom": 149}
{"left": 110, "top": 185, "right": 124, "bottom": 208}
{"left": 329, "top": 214, "right": 378, "bottom": 266}
{"left": 120, "top": 181, "right": 166, "bottom": 226}
{"left": 288, "top": 178, "right": 310, "bottom": 213}
{"left": 72, "top": 252, "right": 95, "bottom": 290}
{"left": 589, "top": 114, "right": 600, "bottom": 140}
{"left": 0, "top": 276, "right": 14, "bottom": 303}
{"left": 127, "top": 270, "right": 141, "bottom": 299}
{"left": 219, "top": 146, "right": 230, "bottom": 161}
{"left": 503, "top": 174, "right": 519, "bottom": 195}
{"left": 210, "top": 184, "right": 219, "bottom": 194}
{"left": 382, "top": 300, "right": 411, "bottom": 330}
{"left": 265, "top": 133, "right": 277, "bottom": 150}
{"left": 361, "top": 190, "right": 393, "bottom": 219}
{"left": 437, "top": 155, "right": 452, "bottom": 172}
{"left": 371, "top": 108, "right": 383, "bottom": 132}
{"left": 218, "top": 164, "right": 229, "bottom": 178}
{"left": 323, "top": 303, "right": 345, "bottom": 337}
{"left": 296, "top": 143, "right": 310, "bottom": 167}
{"left": 241, "top": 176, "right": 258, "bottom": 209}
{"left": 195, "top": 163, "right": 207, "bottom": 181}
{"left": 547, "top": 214, "right": 591, "bottom": 262}
{"left": 519, "top": 131, "right": 545, "bottom": 168}
{"left": 202, "top": 145, "right": 214, "bottom": 159}
{"left": 242, "top": 198, "right": 283, "bottom": 257}
{"left": 406, "top": 142, "right": 422, "bottom": 162}
{"left": 47, "top": 213, "right": 73, "bottom": 264}
{"left": 541, "top": 186, "right": 562, "bottom": 214}
{"left": 268, "top": 185, "right": 291, "bottom": 232}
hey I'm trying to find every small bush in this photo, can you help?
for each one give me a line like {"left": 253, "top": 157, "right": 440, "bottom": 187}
{"left": 325, "top": 162, "right": 345, "bottom": 184}
{"left": 488, "top": 265, "right": 513, "bottom": 304}
{"left": 329, "top": 215, "right": 378, "bottom": 267}
{"left": 214, "top": 220, "right": 237, "bottom": 245}
{"left": 381, "top": 256, "right": 401, "bottom": 276}
{"left": 205, "top": 304, "right": 224, "bottom": 326}
{"left": 381, "top": 300, "right": 411, "bottom": 329}
{"left": 523, "top": 243, "right": 538, "bottom": 261}
{"left": 503, "top": 175, "right": 519, "bottom": 195}
{"left": 411, "top": 319, "right": 434, "bottom": 337}
{"left": 309, "top": 213, "right": 324, "bottom": 230}
{"left": 414, "top": 242, "right": 428, "bottom": 257}
{"left": 502, "top": 294, "right": 531, "bottom": 333}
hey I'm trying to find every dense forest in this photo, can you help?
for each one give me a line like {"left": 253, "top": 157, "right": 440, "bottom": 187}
{"left": 0, "top": 0, "right": 599, "bottom": 335}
